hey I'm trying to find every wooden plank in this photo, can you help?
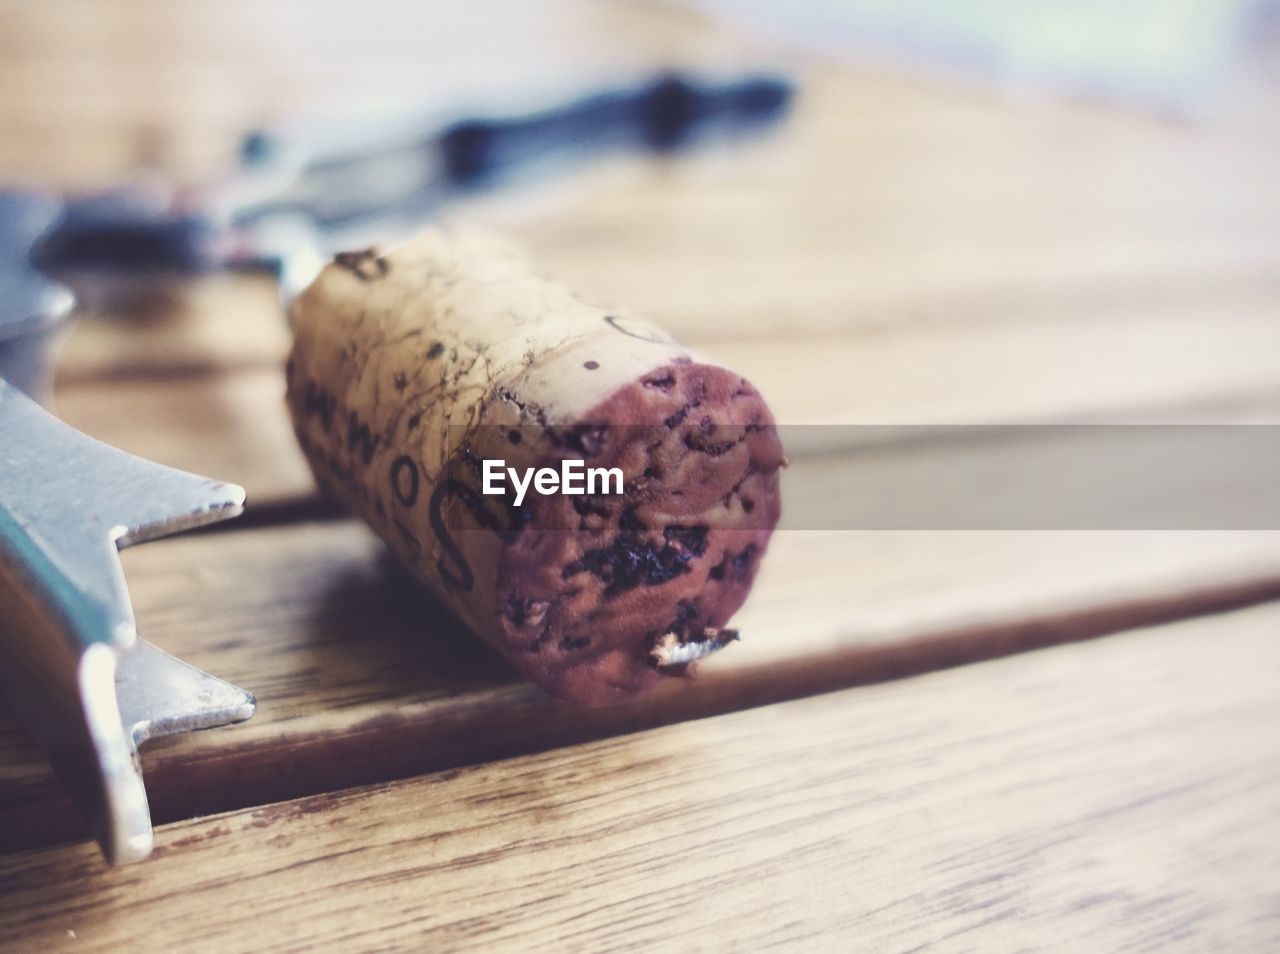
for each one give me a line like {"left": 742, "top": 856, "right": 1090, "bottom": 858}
{"left": 3, "top": 520, "right": 1279, "bottom": 853}
{"left": 43, "top": 58, "right": 1280, "bottom": 379}
{"left": 3, "top": 601, "right": 1279, "bottom": 951}
{"left": 53, "top": 366, "right": 317, "bottom": 511}
{"left": 508, "top": 70, "right": 1280, "bottom": 342}
{"left": 55, "top": 274, "right": 291, "bottom": 382}
{"left": 51, "top": 292, "right": 1280, "bottom": 510}
{"left": 35, "top": 32, "right": 1280, "bottom": 380}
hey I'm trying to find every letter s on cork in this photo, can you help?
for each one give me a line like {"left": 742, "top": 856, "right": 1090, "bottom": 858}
{"left": 286, "top": 231, "right": 786, "bottom": 706}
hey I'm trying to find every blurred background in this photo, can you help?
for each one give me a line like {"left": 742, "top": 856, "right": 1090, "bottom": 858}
{"left": 3, "top": 0, "right": 1279, "bottom": 434}
{"left": 3, "top": 0, "right": 1279, "bottom": 426}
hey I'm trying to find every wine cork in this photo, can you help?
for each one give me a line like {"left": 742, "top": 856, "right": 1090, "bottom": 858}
{"left": 286, "top": 230, "right": 784, "bottom": 705}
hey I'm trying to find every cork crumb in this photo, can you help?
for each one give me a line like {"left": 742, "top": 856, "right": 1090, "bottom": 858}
{"left": 648, "top": 628, "right": 741, "bottom": 674}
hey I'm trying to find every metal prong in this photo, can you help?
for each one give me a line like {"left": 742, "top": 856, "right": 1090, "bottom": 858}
{"left": 0, "top": 379, "right": 253, "bottom": 864}
{"left": 118, "top": 639, "right": 256, "bottom": 747}
{"left": 83, "top": 640, "right": 256, "bottom": 865}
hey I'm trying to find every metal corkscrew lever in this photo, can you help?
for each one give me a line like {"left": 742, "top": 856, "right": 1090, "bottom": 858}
{"left": 0, "top": 71, "right": 793, "bottom": 865}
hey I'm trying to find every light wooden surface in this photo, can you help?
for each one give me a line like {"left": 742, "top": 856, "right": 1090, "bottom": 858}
{"left": 3, "top": 603, "right": 1280, "bottom": 952}
{"left": 5, "top": 522, "right": 1279, "bottom": 852}
{"left": 2, "top": 0, "right": 1279, "bottom": 948}
{"left": 50, "top": 294, "right": 1280, "bottom": 508}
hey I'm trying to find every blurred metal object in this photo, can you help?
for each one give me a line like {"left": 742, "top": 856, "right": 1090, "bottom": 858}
{"left": 0, "top": 192, "right": 75, "bottom": 405}
{"left": 30, "top": 72, "right": 794, "bottom": 296}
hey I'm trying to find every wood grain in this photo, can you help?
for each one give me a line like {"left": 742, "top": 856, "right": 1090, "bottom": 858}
{"left": 49, "top": 65, "right": 1280, "bottom": 414}
{"left": 53, "top": 366, "right": 316, "bottom": 510}
{"left": 50, "top": 296, "right": 1280, "bottom": 510}
{"left": 40, "top": 58, "right": 1280, "bottom": 366}
{"left": 55, "top": 274, "right": 291, "bottom": 381}
{"left": 4, "top": 520, "right": 1279, "bottom": 853}
{"left": 3, "top": 601, "right": 1279, "bottom": 951}
{"left": 33, "top": 10, "right": 1280, "bottom": 402}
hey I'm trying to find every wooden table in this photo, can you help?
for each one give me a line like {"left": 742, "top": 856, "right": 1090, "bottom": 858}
{"left": 2, "top": 2, "right": 1279, "bottom": 950}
